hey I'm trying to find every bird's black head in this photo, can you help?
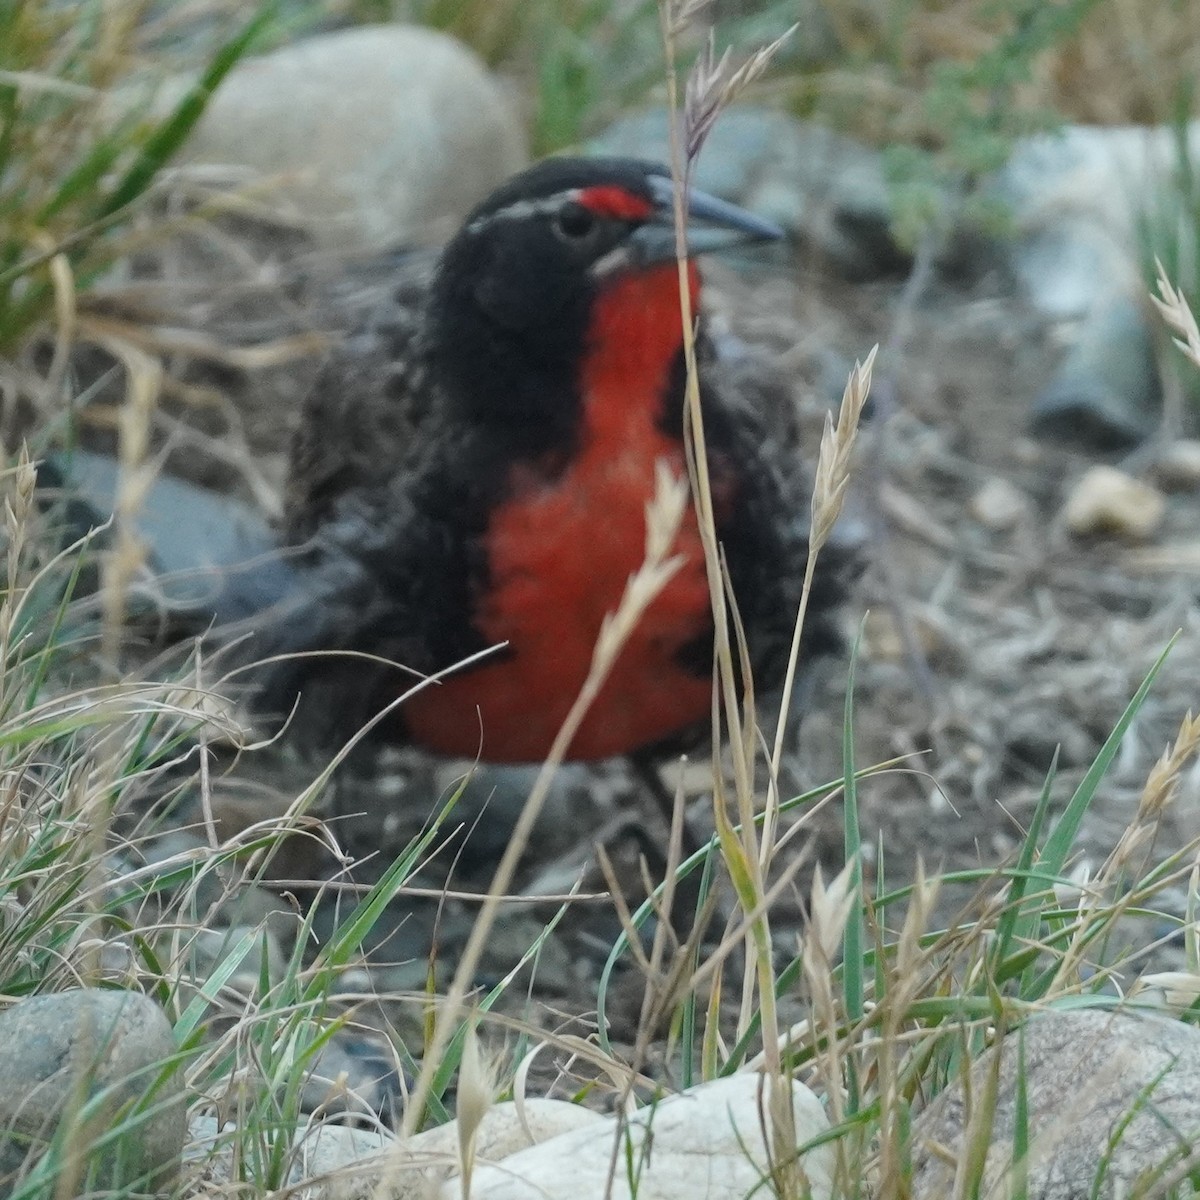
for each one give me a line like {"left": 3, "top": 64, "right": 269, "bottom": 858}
{"left": 428, "top": 156, "right": 780, "bottom": 441}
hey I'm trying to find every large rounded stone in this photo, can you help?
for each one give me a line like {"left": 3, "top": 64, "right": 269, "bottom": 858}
{"left": 911, "top": 1009, "right": 1200, "bottom": 1199}
{"left": 153, "top": 24, "right": 527, "bottom": 252}
{"left": 995, "top": 122, "right": 1200, "bottom": 321}
{"left": 0, "top": 988, "right": 184, "bottom": 1193}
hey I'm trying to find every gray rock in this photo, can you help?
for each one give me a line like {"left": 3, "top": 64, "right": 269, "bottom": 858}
{"left": 144, "top": 24, "right": 528, "bottom": 253}
{"left": 289, "top": 1121, "right": 395, "bottom": 1192}
{"left": 911, "top": 1008, "right": 1200, "bottom": 1199}
{"left": 43, "top": 447, "right": 394, "bottom": 661}
{"left": 1031, "top": 294, "right": 1162, "bottom": 450}
{"left": 994, "top": 122, "right": 1200, "bottom": 321}
{"left": 980, "top": 121, "right": 1200, "bottom": 444}
{"left": 592, "top": 108, "right": 907, "bottom": 279}
{"left": 42, "top": 448, "right": 295, "bottom": 625}
{"left": 0, "top": 989, "right": 184, "bottom": 1193}
{"left": 1154, "top": 439, "right": 1200, "bottom": 490}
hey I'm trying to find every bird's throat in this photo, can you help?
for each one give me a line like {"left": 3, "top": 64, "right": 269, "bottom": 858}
{"left": 581, "top": 261, "right": 700, "bottom": 445}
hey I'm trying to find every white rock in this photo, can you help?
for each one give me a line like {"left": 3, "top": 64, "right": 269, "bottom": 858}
{"left": 970, "top": 476, "right": 1029, "bottom": 530}
{"left": 423, "top": 1096, "right": 603, "bottom": 1164}
{"left": 188, "top": 1097, "right": 597, "bottom": 1200}
{"left": 192, "top": 1083, "right": 830, "bottom": 1200}
{"left": 149, "top": 24, "right": 527, "bottom": 252}
{"left": 1062, "top": 465, "right": 1165, "bottom": 539}
{"left": 449, "top": 1075, "right": 834, "bottom": 1200}
{"left": 294, "top": 1123, "right": 396, "bottom": 1185}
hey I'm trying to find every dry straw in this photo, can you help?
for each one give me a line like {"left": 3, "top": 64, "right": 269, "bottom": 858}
{"left": 657, "top": 4, "right": 881, "bottom": 1190}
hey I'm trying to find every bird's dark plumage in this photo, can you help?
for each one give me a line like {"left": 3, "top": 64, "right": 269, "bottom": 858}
{"left": 210, "top": 156, "right": 850, "bottom": 760}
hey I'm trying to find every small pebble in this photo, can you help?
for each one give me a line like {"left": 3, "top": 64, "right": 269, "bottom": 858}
{"left": 1062, "top": 465, "right": 1165, "bottom": 540}
{"left": 969, "top": 476, "right": 1029, "bottom": 531}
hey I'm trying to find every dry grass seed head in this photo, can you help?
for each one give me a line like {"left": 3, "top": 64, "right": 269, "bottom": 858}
{"left": 807, "top": 858, "right": 858, "bottom": 970}
{"left": 811, "top": 346, "right": 877, "bottom": 554}
{"left": 1152, "top": 263, "right": 1200, "bottom": 369}
{"left": 1138, "top": 710, "right": 1200, "bottom": 822}
{"left": 895, "top": 859, "right": 940, "bottom": 986}
{"left": 1102, "top": 710, "right": 1200, "bottom": 879}
{"left": 683, "top": 28, "right": 796, "bottom": 162}
{"left": 456, "top": 1020, "right": 499, "bottom": 1192}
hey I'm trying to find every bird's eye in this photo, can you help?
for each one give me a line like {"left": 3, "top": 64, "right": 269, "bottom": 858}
{"left": 553, "top": 202, "right": 597, "bottom": 242}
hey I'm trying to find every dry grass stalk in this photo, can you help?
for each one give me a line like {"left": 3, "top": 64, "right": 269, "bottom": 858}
{"left": 657, "top": 21, "right": 805, "bottom": 1176}
{"left": 81, "top": 327, "right": 163, "bottom": 664}
{"left": 43, "top": 246, "right": 77, "bottom": 409}
{"left": 655, "top": 12, "right": 880, "bottom": 1186}
{"left": 769, "top": 347, "right": 876, "bottom": 810}
{"left": 0, "top": 447, "right": 38, "bottom": 671}
{"left": 873, "top": 862, "right": 940, "bottom": 1199}
{"left": 79, "top": 310, "right": 328, "bottom": 371}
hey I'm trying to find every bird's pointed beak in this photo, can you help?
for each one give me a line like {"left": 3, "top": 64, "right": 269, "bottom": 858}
{"left": 631, "top": 174, "right": 784, "bottom": 264}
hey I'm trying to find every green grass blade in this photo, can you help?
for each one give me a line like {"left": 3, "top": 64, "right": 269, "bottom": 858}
{"left": 423, "top": 897, "right": 575, "bottom": 1126}
{"left": 988, "top": 747, "right": 1058, "bottom": 988}
{"left": 842, "top": 622, "right": 865, "bottom": 1026}
{"left": 92, "top": 3, "right": 276, "bottom": 221}
{"left": 174, "top": 925, "right": 261, "bottom": 1040}
{"left": 1039, "top": 636, "right": 1175, "bottom": 872}
{"left": 1011, "top": 1026, "right": 1029, "bottom": 1200}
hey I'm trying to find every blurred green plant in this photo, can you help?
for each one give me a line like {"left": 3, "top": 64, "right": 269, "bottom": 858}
{"left": 340, "top": 0, "right": 803, "bottom": 155}
{"left": 878, "top": 0, "right": 1104, "bottom": 248}
{"left": 0, "top": 1, "right": 275, "bottom": 356}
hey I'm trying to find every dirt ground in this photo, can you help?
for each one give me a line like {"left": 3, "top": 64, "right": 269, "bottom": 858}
{"left": 48, "top": 211, "right": 1200, "bottom": 1068}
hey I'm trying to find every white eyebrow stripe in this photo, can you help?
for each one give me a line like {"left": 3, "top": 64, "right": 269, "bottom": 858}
{"left": 465, "top": 189, "right": 583, "bottom": 235}
{"left": 589, "top": 245, "right": 634, "bottom": 279}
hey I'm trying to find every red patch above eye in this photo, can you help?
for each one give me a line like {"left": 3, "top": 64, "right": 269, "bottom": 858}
{"left": 577, "top": 185, "right": 654, "bottom": 221}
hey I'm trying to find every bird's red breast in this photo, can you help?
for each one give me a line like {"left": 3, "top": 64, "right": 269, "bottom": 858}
{"left": 402, "top": 261, "right": 719, "bottom": 761}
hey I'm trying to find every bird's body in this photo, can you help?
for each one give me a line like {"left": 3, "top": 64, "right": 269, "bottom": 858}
{"left": 402, "top": 260, "right": 714, "bottom": 761}
{"left": 236, "top": 157, "right": 848, "bottom": 762}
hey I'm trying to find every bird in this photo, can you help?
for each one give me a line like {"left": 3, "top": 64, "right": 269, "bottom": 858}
{"left": 198, "top": 154, "right": 853, "bottom": 767}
